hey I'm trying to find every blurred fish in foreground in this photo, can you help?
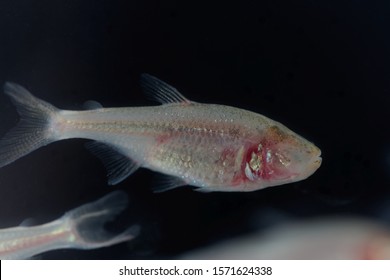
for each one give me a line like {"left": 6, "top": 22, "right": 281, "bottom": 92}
{"left": 0, "top": 75, "right": 321, "bottom": 192}
{"left": 181, "top": 217, "right": 390, "bottom": 259}
{"left": 0, "top": 191, "right": 139, "bottom": 260}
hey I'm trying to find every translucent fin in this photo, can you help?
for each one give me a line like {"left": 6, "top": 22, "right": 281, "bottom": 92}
{"left": 194, "top": 186, "right": 235, "bottom": 192}
{"left": 85, "top": 141, "right": 140, "bottom": 185}
{"left": 152, "top": 174, "right": 188, "bottom": 193}
{"left": 19, "top": 218, "right": 36, "bottom": 227}
{"left": 140, "top": 73, "right": 192, "bottom": 104}
{"left": 0, "top": 82, "right": 58, "bottom": 168}
{"left": 65, "top": 190, "right": 139, "bottom": 249}
{"left": 194, "top": 187, "right": 213, "bottom": 193}
{"left": 83, "top": 100, "right": 103, "bottom": 110}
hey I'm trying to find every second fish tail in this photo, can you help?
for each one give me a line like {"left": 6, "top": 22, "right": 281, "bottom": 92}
{"left": 63, "top": 190, "right": 139, "bottom": 249}
{"left": 0, "top": 82, "right": 60, "bottom": 168}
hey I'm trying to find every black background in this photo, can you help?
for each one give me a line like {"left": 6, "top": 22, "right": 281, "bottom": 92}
{"left": 0, "top": 0, "right": 389, "bottom": 259}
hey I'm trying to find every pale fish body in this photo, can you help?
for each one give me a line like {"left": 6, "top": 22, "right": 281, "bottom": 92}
{"left": 0, "top": 74, "right": 321, "bottom": 192}
{"left": 0, "top": 191, "right": 138, "bottom": 259}
{"left": 181, "top": 218, "right": 390, "bottom": 260}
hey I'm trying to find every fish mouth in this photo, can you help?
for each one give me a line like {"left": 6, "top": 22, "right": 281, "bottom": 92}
{"left": 311, "top": 149, "right": 322, "bottom": 169}
{"left": 303, "top": 146, "right": 322, "bottom": 174}
{"left": 313, "top": 157, "right": 322, "bottom": 167}
{"left": 296, "top": 153, "right": 321, "bottom": 180}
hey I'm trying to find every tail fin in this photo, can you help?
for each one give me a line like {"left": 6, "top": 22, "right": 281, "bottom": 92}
{"left": 0, "top": 82, "right": 58, "bottom": 168}
{"left": 64, "top": 191, "right": 139, "bottom": 249}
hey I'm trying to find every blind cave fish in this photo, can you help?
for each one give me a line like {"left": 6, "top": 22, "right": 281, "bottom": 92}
{"left": 0, "top": 191, "right": 139, "bottom": 259}
{"left": 0, "top": 75, "right": 321, "bottom": 192}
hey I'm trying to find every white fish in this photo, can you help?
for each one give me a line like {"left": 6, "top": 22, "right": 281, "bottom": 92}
{"left": 181, "top": 217, "right": 390, "bottom": 260}
{"left": 0, "top": 75, "right": 321, "bottom": 192}
{"left": 0, "top": 191, "right": 139, "bottom": 259}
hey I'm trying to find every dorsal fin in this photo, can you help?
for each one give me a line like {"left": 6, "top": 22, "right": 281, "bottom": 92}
{"left": 140, "top": 73, "right": 192, "bottom": 104}
{"left": 83, "top": 100, "right": 103, "bottom": 110}
{"left": 19, "top": 218, "right": 36, "bottom": 227}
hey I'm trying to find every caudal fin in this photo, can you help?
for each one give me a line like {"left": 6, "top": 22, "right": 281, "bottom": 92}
{"left": 64, "top": 191, "right": 139, "bottom": 249}
{"left": 0, "top": 82, "right": 58, "bottom": 168}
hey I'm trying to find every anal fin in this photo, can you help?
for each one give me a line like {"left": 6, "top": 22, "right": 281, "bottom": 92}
{"left": 85, "top": 141, "right": 139, "bottom": 185}
{"left": 193, "top": 187, "right": 213, "bottom": 193}
{"left": 152, "top": 175, "right": 188, "bottom": 193}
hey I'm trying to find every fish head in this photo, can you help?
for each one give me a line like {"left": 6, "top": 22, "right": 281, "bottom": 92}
{"left": 244, "top": 124, "right": 322, "bottom": 188}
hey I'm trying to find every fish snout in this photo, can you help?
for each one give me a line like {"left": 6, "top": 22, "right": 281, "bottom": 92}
{"left": 303, "top": 144, "right": 322, "bottom": 175}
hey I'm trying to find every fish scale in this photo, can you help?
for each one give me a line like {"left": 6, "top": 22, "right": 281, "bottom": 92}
{"left": 149, "top": 132, "right": 241, "bottom": 187}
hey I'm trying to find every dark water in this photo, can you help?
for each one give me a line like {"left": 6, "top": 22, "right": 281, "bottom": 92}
{"left": 0, "top": 0, "right": 389, "bottom": 259}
